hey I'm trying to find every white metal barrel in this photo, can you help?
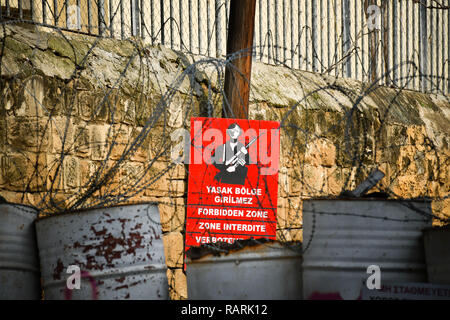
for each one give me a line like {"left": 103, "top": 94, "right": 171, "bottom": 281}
{"left": 187, "top": 241, "right": 303, "bottom": 299}
{"left": 302, "top": 199, "right": 431, "bottom": 300}
{"left": 0, "top": 203, "right": 41, "bottom": 300}
{"left": 36, "top": 203, "right": 168, "bottom": 300}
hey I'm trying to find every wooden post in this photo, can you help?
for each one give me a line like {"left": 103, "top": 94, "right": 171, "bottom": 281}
{"left": 223, "top": 0, "right": 256, "bottom": 119}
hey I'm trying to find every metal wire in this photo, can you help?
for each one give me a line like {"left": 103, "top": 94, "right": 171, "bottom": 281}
{"left": 0, "top": 0, "right": 449, "bottom": 300}
{"left": 1, "top": 1, "right": 449, "bottom": 93}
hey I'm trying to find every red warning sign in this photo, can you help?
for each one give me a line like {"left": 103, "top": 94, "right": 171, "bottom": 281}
{"left": 186, "top": 117, "right": 280, "bottom": 250}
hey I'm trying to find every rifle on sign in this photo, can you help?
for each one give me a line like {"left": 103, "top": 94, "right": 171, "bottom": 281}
{"left": 225, "top": 132, "right": 266, "bottom": 168}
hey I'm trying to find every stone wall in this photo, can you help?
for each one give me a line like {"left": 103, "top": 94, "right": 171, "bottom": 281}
{"left": 1, "top": 24, "right": 449, "bottom": 299}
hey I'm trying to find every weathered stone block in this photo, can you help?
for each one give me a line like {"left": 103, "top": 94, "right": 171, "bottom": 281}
{"left": 327, "top": 166, "right": 344, "bottom": 195}
{"left": 276, "top": 195, "right": 303, "bottom": 243}
{"left": 158, "top": 197, "right": 186, "bottom": 233}
{"left": 63, "top": 156, "right": 80, "bottom": 189}
{"left": 31, "top": 49, "right": 75, "bottom": 80}
{"left": 289, "top": 228, "right": 303, "bottom": 242}
{"left": 375, "top": 163, "right": 391, "bottom": 190}
{"left": 120, "top": 98, "right": 137, "bottom": 125}
{"left": 391, "top": 174, "right": 428, "bottom": 198}
{"left": 118, "top": 161, "right": 145, "bottom": 188}
{"left": 166, "top": 268, "right": 187, "bottom": 300}
{"left": 276, "top": 196, "right": 290, "bottom": 228}
{"left": 78, "top": 91, "right": 96, "bottom": 121}
{"left": 379, "top": 124, "right": 408, "bottom": 149}
{"left": 163, "top": 231, "right": 184, "bottom": 269}
{"left": 51, "top": 117, "right": 75, "bottom": 154}
{"left": 432, "top": 199, "right": 450, "bottom": 226}
{"left": 79, "top": 159, "right": 98, "bottom": 189}
{"left": 108, "top": 124, "right": 131, "bottom": 161}
{"left": 278, "top": 167, "right": 289, "bottom": 198}
{"left": 145, "top": 126, "right": 177, "bottom": 162}
{"left": 145, "top": 177, "right": 186, "bottom": 198}
{"left": 406, "top": 125, "right": 426, "bottom": 146}
{"left": 74, "top": 125, "right": 91, "bottom": 156}
{"left": 129, "top": 127, "right": 151, "bottom": 162}
{"left": 89, "top": 124, "right": 108, "bottom": 160}
{"left": 144, "top": 162, "right": 187, "bottom": 197}
{"left": 0, "top": 120, "right": 6, "bottom": 153}
{"left": 301, "top": 164, "right": 327, "bottom": 196}
{"left": 315, "top": 138, "right": 336, "bottom": 167}
{"left": 1, "top": 152, "right": 47, "bottom": 191}
{"left": 7, "top": 117, "right": 49, "bottom": 152}
{"left": 16, "top": 76, "right": 45, "bottom": 117}
{"left": 276, "top": 228, "right": 293, "bottom": 242}
{"left": 169, "top": 163, "right": 188, "bottom": 180}
{"left": 167, "top": 94, "right": 188, "bottom": 129}
{"left": 78, "top": 91, "right": 111, "bottom": 122}
{"left": 0, "top": 190, "right": 27, "bottom": 204}
{"left": 289, "top": 169, "right": 303, "bottom": 196}
{"left": 46, "top": 154, "right": 64, "bottom": 191}
{"left": 286, "top": 197, "right": 303, "bottom": 228}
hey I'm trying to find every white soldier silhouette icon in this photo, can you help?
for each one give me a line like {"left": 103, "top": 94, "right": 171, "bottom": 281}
{"left": 213, "top": 123, "right": 251, "bottom": 185}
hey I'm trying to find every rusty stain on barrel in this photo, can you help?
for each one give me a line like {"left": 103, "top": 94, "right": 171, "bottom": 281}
{"left": 186, "top": 241, "right": 303, "bottom": 299}
{"left": 0, "top": 203, "right": 41, "bottom": 300}
{"left": 36, "top": 203, "right": 168, "bottom": 300}
{"left": 302, "top": 199, "right": 432, "bottom": 300}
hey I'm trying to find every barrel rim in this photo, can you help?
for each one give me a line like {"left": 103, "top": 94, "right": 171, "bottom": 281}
{"left": 187, "top": 239, "right": 303, "bottom": 261}
{"left": 186, "top": 249, "right": 303, "bottom": 264}
{"left": 36, "top": 201, "right": 159, "bottom": 222}
{"left": 0, "top": 202, "right": 39, "bottom": 212}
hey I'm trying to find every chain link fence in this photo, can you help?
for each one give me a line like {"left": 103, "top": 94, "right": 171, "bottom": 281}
{"left": 1, "top": 0, "right": 449, "bottom": 94}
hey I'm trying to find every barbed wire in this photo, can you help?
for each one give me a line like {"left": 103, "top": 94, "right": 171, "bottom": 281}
{"left": 0, "top": 3, "right": 449, "bottom": 299}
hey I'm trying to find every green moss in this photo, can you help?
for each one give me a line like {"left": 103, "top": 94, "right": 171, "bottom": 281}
{"left": 279, "top": 107, "right": 310, "bottom": 154}
{"left": 70, "top": 41, "right": 92, "bottom": 62}
{"left": 3, "top": 37, "right": 32, "bottom": 55}
{"left": 322, "top": 111, "right": 345, "bottom": 138}
{"left": 48, "top": 35, "right": 75, "bottom": 59}
{"left": 98, "top": 38, "right": 135, "bottom": 57}
{"left": 174, "top": 51, "right": 192, "bottom": 70}
{"left": 416, "top": 95, "right": 440, "bottom": 112}
{"left": 368, "top": 87, "right": 424, "bottom": 126}
{"left": 267, "top": 101, "right": 288, "bottom": 108}
{"left": 309, "top": 91, "right": 322, "bottom": 102}
{"left": 32, "top": 49, "right": 75, "bottom": 79}
{"left": 48, "top": 35, "right": 92, "bottom": 63}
